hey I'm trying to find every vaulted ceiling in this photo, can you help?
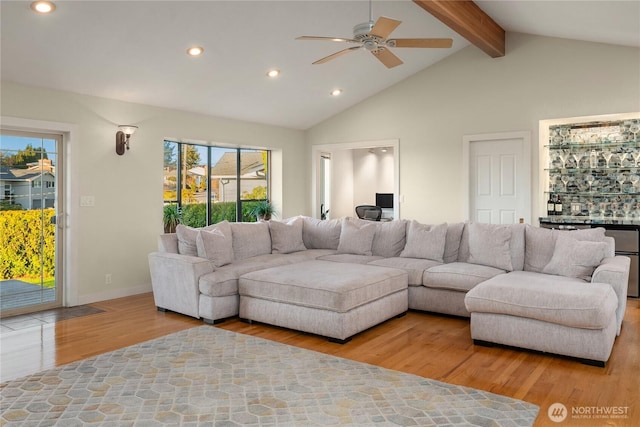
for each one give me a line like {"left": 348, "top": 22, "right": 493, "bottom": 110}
{"left": 1, "top": 1, "right": 638, "bottom": 130}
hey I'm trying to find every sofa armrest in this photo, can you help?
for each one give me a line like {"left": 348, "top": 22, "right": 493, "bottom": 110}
{"left": 148, "top": 251, "right": 215, "bottom": 318}
{"left": 592, "top": 256, "right": 630, "bottom": 335}
{"left": 158, "top": 233, "right": 179, "bottom": 253}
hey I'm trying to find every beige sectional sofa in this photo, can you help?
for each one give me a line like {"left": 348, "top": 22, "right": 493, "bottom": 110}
{"left": 148, "top": 216, "right": 629, "bottom": 365}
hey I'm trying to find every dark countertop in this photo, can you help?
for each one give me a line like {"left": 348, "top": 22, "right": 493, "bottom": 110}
{"left": 539, "top": 217, "right": 640, "bottom": 229}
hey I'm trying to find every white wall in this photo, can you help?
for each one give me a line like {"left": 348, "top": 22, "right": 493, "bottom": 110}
{"left": 352, "top": 148, "right": 394, "bottom": 207}
{"left": 330, "top": 149, "right": 354, "bottom": 219}
{"left": 306, "top": 33, "right": 640, "bottom": 224}
{"left": 1, "top": 81, "right": 306, "bottom": 304}
{"left": 325, "top": 147, "right": 395, "bottom": 218}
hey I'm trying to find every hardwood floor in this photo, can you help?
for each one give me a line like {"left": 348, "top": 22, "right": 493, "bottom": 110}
{"left": 1, "top": 292, "right": 638, "bottom": 426}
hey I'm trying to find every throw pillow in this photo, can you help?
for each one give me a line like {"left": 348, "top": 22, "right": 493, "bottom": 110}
{"left": 543, "top": 233, "right": 608, "bottom": 281}
{"left": 196, "top": 227, "right": 233, "bottom": 267}
{"left": 399, "top": 221, "right": 447, "bottom": 262}
{"left": 524, "top": 225, "right": 607, "bottom": 273}
{"left": 467, "top": 222, "right": 513, "bottom": 271}
{"left": 371, "top": 219, "right": 407, "bottom": 257}
{"left": 269, "top": 217, "right": 307, "bottom": 254}
{"left": 337, "top": 218, "right": 376, "bottom": 256}
{"left": 175, "top": 221, "right": 232, "bottom": 257}
{"left": 175, "top": 224, "right": 200, "bottom": 256}
{"left": 443, "top": 222, "right": 465, "bottom": 263}
{"left": 301, "top": 216, "right": 342, "bottom": 249}
{"left": 351, "top": 217, "right": 407, "bottom": 257}
{"left": 229, "top": 221, "right": 272, "bottom": 261}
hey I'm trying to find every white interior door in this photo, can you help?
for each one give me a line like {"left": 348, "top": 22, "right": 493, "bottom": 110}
{"left": 464, "top": 132, "right": 531, "bottom": 224}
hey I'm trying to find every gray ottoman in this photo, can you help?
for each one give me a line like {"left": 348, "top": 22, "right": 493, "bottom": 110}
{"left": 239, "top": 260, "right": 409, "bottom": 343}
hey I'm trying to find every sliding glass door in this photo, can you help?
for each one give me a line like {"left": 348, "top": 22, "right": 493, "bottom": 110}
{"left": 0, "top": 130, "right": 62, "bottom": 316}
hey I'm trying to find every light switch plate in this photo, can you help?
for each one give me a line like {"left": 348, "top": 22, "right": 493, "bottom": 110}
{"left": 80, "top": 196, "right": 95, "bottom": 207}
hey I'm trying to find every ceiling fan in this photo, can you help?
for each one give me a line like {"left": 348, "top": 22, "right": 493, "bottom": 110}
{"left": 296, "top": 1, "right": 453, "bottom": 69}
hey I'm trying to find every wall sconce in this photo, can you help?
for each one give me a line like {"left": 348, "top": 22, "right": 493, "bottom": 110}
{"left": 115, "top": 125, "right": 138, "bottom": 155}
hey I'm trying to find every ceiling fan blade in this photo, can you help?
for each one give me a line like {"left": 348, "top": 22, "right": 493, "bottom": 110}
{"left": 313, "top": 46, "right": 361, "bottom": 65}
{"left": 371, "top": 48, "right": 403, "bottom": 68}
{"left": 296, "top": 36, "right": 359, "bottom": 44}
{"left": 390, "top": 38, "right": 453, "bottom": 48}
{"left": 370, "top": 16, "right": 401, "bottom": 39}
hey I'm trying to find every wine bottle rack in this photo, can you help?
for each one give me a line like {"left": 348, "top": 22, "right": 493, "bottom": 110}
{"left": 544, "top": 117, "right": 640, "bottom": 220}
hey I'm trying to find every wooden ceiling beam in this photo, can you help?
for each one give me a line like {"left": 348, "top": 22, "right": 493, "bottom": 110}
{"left": 413, "top": 0, "right": 505, "bottom": 58}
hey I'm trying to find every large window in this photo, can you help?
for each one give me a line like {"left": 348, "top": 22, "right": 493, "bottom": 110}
{"left": 163, "top": 140, "right": 270, "bottom": 226}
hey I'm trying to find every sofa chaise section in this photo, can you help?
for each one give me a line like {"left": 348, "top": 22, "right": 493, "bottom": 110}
{"left": 465, "top": 271, "right": 621, "bottom": 366}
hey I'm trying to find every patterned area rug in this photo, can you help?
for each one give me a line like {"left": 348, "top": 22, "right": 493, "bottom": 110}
{"left": 1, "top": 326, "right": 538, "bottom": 426}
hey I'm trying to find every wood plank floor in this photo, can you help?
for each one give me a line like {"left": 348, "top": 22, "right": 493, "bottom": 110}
{"left": 1, "top": 292, "right": 638, "bottom": 426}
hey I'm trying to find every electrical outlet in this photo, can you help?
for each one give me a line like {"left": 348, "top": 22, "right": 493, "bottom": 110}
{"left": 105, "top": 274, "right": 112, "bottom": 285}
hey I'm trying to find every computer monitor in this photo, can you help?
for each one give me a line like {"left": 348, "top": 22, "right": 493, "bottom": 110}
{"left": 375, "top": 193, "right": 393, "bottom": 209}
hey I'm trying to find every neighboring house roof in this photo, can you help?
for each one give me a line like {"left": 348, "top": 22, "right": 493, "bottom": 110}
{"left": 209, "top": 152, "right": 265, "bottom": 179}
{"left": 0, "top": 166, "right": 54, "bottom": 182}
{"left": 188, "top": 167, "right": 206, "bottom": 177}
{"left": 26, "top": 159, "right": 55, "bottom": 172}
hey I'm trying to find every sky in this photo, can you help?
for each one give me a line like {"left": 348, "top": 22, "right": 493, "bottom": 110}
{"left": 0, "top": 134, "right": 58, "bottom": 165}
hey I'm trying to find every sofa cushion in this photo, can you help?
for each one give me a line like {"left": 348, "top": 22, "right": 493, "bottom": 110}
{"left": 369, "top": 257, "right": 442, "bottom": 286}
{"left": 400, "top": 221, "right": 447, "bottom": 262}
{"left": 157, "top": 233, "right": 179, "bottom": 254}
{"left": 195, "top": 223, "right": 233, "bottom": 267}
{"left": 444, "top": 222, "right": 465, "bottom": 263}
{"left": 318, "top": 253, "right": 384, "bottom": 264}
{"left": 176, "top": 221, "right": 230, "bottom": 256}
{"left": 465, "top": 271, "right": 618, "bottom": 329}
{"left": 524, "top": 225, "right": 607, "bottom": 273}
{"left": 301, "top": 216, "right": 341, "bottom": 249}
{"left": 467, "top": 223, "right": 513, "bottom": 271}
{"left": 175, "top": 224, "right": 200, "bottom": 256}
{"left": 230, "top": 221, "right": 272, "bottom": 261}
{"left": 542, "top": 233, "right": 609, "bottom": 281}
{"left": 462, "top": 223, "right": 525, "bottom": 271}
{"left": 337, "top": 218, "right": 376, "bottom": 256}
{"left": 423, "top": 262, "right": 506, "bottom": 292}
{"left": 354, "top": 219, "right": 407, "bottom": 258}
{"left": 269, "top": 217, "right": 306, "bottom": 254}
{"left": 198, "top": 253, "right": 293, "bottom": 297}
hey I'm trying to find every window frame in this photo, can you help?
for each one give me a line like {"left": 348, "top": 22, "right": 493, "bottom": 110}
{"left": 163, "top": 140, "right": 270, "bottom": 224}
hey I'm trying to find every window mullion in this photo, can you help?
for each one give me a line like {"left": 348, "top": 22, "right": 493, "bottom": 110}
{"left": 236, "top": 149, "right": 242, "bottom": 222}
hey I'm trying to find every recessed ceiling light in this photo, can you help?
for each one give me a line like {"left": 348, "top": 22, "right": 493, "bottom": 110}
{"left": 30, "top": 1, "right": 55, "bottom": 14}
{"left": 186, "top": 46, "right": 204, "bottom": 56}
{"left": 266, "top": 69, "right": 280, "bottom": 78}
{"left": 330, "top": 89, "right": 343, "bottom": 97}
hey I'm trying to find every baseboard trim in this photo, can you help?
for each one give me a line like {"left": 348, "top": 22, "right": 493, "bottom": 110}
{"left": 77, "top": 283, "right": 152, "bottom": 305}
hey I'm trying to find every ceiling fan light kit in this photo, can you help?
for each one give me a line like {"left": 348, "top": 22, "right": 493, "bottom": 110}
{"left": 297, "top": 4, "right": 452, "bottom": 69}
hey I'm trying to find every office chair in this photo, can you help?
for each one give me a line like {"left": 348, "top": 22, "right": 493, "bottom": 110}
{"left": 355, "top": 205, "right": 382, "bottom": 221}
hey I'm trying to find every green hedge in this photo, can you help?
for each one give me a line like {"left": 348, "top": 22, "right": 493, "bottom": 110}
{"left": 180, "top": 202, "right": 261, "bottom": 228}
{"left": 0, "top": 209, "right": 55, "bottom": 280}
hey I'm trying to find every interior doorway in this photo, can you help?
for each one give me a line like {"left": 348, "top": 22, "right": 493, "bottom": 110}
{"left": 463, "top": 131, "right": 531, "bottom": 224}
{"left": 319, "top": 153, "right": 331, "bottom": 219}
{"left": 312, "top": 139, "right": 400, "bottom": 220}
